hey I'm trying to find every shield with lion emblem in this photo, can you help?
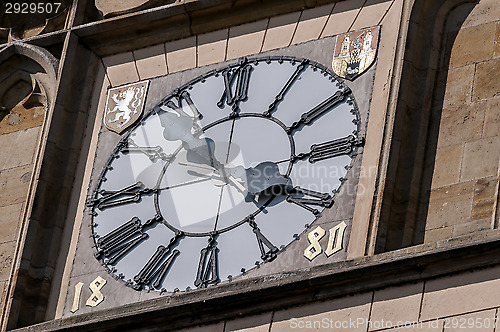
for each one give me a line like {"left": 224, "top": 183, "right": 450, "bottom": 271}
{"left": 104, "top": 80, "right": 149, "bottom": 134}
{"left": 332, "top": 26, "right": 380, "bottom": 81}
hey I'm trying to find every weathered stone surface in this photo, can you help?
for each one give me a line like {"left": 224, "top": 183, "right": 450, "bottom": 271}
{"left": 321, "top": 0, "right": 364, "bottom": 38}
{"left": 426, "top": 182, "right": 474, "bottom": 230}
{"left": 271, "top": 292, "right": 371, "bottom": 331}
{"left": 453, "top": 218, "right": 491, "bottom": 238}
{"left": 471, "top": 177, "right": 497, "bottom": 220}
{"left": 0, "top": 127, "right": 41, "bottom": 171}
{"left": 424, "top": 226, "right": 453, "bottom": 243}
{"left": 430, "top": 144, "right": 463, "bottom": 189}
{"left": 133, "top": 44, "right": 167, "bottom": 80}
{"left": 102, "top": 52, "right": 140, "bottom": 87}
{"left": 0, "top": 203, "right": 23, "bottom": 244}
{"left": 460, "top": 0, "right": 500, "bottom": 29}
{"left": 165, "top": 36, "right": 197, "bottom": 73}
{"left": 495, "top": 22, "right": 500, "bottom": 58}
{"left": 0, "top": 105, "right": 44, "bottom": 136}
{"left": 473, "top": 57, "right": 500, "bottom": 100}
{"left": 421, "top": 266, "right": 500, "bottom": 320}
{"left": 197, "top": 29, "right": 228, "bottom": 67}
{"left": 227, "top": 20, "right": 267, "bottom": 60}
{"left": 224, "top": 312, "right": 272, "bottom": 332}
{"left": 261, "top": 12, "right": 300, "bottom": 52}
{"left": 443, "top": 309, "right": 496, "bottom": 332}
{"left": 291, "top": 4, "right": 334, "bottom": 45}
{"left": 446, "top": 22, "right": 496, "bottom": 69}
{"left": 370, "top": 282, "right": 423, "bottom": 328}
{"left": 436, "top": 101, "right": 485, "bottom": 148}
{"left": 0, "top": 241, "right": 15, "bottom": 281}
{"left": 460, "top": 137, "right": 500, "bottom": 182}
{"left": 442, "top": 65, "right": 474, "bottom": 108}
{"left": 0, "top": 165, "right": 32, "bottom": 207}
{"left": 483, "top": 96, "right": 500, "bottom": 138}
{"left": 351, "top": 0, "right": 394, "bottom": 31}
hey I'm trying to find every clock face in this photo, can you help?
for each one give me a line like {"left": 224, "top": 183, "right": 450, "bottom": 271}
{"left": 89, "top": 56, "right": 362, "bottom": 292}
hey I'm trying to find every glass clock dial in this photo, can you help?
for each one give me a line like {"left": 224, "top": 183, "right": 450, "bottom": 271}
{"left": 89, "top": 56, "right": 362, "bottom": 292}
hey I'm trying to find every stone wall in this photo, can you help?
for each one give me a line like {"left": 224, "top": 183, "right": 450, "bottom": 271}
{"left": 179, "top": 263, "right": 500, "bottom": 332}
{"left": 422, "top": 0, "right": 500, "bottom": 242}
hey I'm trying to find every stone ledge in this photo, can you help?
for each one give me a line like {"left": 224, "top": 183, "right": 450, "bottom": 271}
{"left": 12, "top": 229, "right": 500, "bottom": 331}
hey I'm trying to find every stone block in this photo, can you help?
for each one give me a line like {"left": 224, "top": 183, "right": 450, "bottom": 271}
{"left": 261, "top": 12, "right": 300, "bottom": 52}
{"left": 0, "top": 241, "right": 16, "bottom": 281}
{"left": 350, "top": 0, "right": 393, "bottom": 31}
{"left": 225, "top": 312, "right": 272, "bottom": 332}
{"left": 227, "top": 20, "right": 268, "bottom": 60}
{"left": 0, "top": 164, "right": 32, "bottom": 208}
{"left": 430, "top": 144, "right": 463, "bottom": 189}
{"left": 471, "top": 177, "right": 497, "bottom": 220}
{"left": 483, "top": 97, "right": 500, "bottom": 138}
{"left": 197, "top": 29, "right": 228, "bottom": 67}
{"left": 0, "top": 203, "right": 23, "bottom": 244}
{"left": 452, "top": 218, "right": 491, "bottom": 237}
{"left": 291, "top": 4, "right": 334, "bottom": 45}
{"left": 165, "top": 36, "right": 197, "bottom": 73}
{"left": 0, "top": 127, "right": 41, "bottom": 171}
{"left": 271, "top": 292, "right": 372, "bottom": 331}
{"left": 460, "top": 0, "right": 500, "bottom": 29}
{"left": 370, "top": 282, "right": 423, "bottom": 329}
{"left": 102, "top": 52, "right": 140, "bottom": 87}
{"left": 424, "top": 226, "right": 453, "bottom": 243}
{"left": 133, "top": 44, "right": 167, "bottom": 80}
{"left": 460, "top": 137, "right": 500, "bottom": 182}
{"left": 421, "top": 265, "right": 500, "bottom": 320}
{"left": 436, "top": 101, "right": 485, "bottom": 149}
{"left": 425, "top": 182, "right": 474, "bottom": 230}
{"left": 443, "top": 309, "right": 496, "bottom": 332}
{"left": 442, "top": 65, "right": 474, "bottom": 108}
{"left": 446, "top": 22, "right": 496, "bottom": 69}
{"left": 474, "top": 57, "right": 500, "bottom": 100}
{"left": 321, "top": 0, "right": 364, "bottom": 38}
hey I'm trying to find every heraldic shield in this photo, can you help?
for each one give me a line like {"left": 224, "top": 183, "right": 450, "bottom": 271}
{"left": 104, "top": 80, "right": 149, "bottom": 134}
{"left": 332, "top": 26, "right": 380, "bottom": 81}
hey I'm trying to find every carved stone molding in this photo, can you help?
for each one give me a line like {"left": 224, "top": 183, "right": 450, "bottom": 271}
{"left": 0, "top": 43, "right": 58, "bottom": 133}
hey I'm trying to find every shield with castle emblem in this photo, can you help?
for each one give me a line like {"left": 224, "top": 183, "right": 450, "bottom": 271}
{"left": 332, "top": 26, "right": 380, "bottom": 81}
{"left": 104, "top": 80, "right": 149, "bottom": 134}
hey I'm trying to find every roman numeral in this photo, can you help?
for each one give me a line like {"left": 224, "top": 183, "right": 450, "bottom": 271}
{"left": 217, "top": 58, "right": 252, "bottom": 112}
{"left": 264, "top": 59, "right": 308, "bottom": 117}
{"left": 95, "top": 217, "right": 149, "bottom": 264}
{"left": 194, "top": 237, "right": 219, "bottom": 288}
{"left": 287, "top": 87, "right": 351, "bottom": 133}
{"left": 88, "top": 182, "right": 152, "bottom": 210}
{"left": 248, "top": 217, "right": 278, "bottom": 261}
{"left": 133, "top": 232, "right": 183, "bottom": 290}
{"left": 122, "top": 138, "right": 171, "bottom": 162}
{"left": 296, "top": 135, "right": 365, "bottom": 163}
{"left": 286, "top": 187, "right": 334, "bottom": 216}
{"left": 166, "top": 90, "right": 202, "bottom": 119}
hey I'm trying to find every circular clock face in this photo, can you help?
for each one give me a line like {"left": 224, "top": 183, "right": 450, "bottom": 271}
{"left": 90, "top": 56, "right": 362, "bottom": 292}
